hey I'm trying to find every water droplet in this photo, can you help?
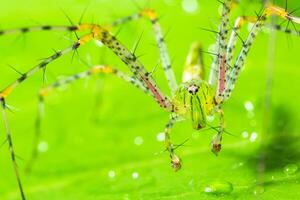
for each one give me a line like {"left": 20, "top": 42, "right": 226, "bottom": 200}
{"left": 249, "top": 132, "right": 258, "bottom": 142}
{"left": 283, "top": 164, "right": 298, "bottom": 175}
{"left": 134, "top": 136, "right": 143, "bottom": 146}
{"left": 132, "top": 172, "right": 139, "bottom": 179}
{"left": 241, "top": 131, "right": 249, "bottom": 138}
{"left": 253, "top": 185, "right": 265, "bottom": 195}
{"left": 108, "top": 170, "right": 116, "bottom": 178}
{"left": 156, "top": 132, "right": 165, "bottom": 142}
{"left": 38, "top": 141, "right": 48, "bottom": 153}
{"left": 181, "top": 0, "right": 199, "bottom": 13}
{"left": 244, "top": 101, "right": 254, "bottom": 111}
{"left": 232, "top": 162, "right": 244, "bottom": 169}
{"left": 204, "top": 181, "right": 233, "bottom": 195}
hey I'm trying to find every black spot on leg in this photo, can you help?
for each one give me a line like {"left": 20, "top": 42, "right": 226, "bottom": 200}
{"left": 21, "top": 28, "right": 29, "bottom": 33}
{"left": 53, "top": 82, "right": 61, "bottom": 87}
{"left": 73, "top": 74, "right": 81, "bottom": 79}
{"left": 42, "top": 26, "right": 52, "bottom": 30}
{"left": 18, "top": 74, "right": 27, "bottom": 83}
{"left": 51, "top": 51, "right": 62, "bottom": 59}
{"left": 68, "top": 26, "right": 78, "bottom": 31}
{"left": 39, "top": 61, "right": 48, "bottom": 68}
{"left": 285, "top": 29, "right": 291, "bottom": 34}
{"left": 151, "top": 18, "right": 158, "bottom": 24}
{"left": 72, "top": 42, "right": 81, "bottom": 50}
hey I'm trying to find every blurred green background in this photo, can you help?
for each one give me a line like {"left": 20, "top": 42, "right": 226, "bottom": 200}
{"left": 0, "top": 0, "right": 300, "bottom": 199}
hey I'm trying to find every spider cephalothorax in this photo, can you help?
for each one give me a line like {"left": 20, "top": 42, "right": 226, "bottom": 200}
{"left": 173, "top": 80, "right": 215, "bottom": 130}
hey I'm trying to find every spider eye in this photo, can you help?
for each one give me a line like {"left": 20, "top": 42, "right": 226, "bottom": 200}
{"left": 187, "top": 84, "right": 199, "bottom": 95}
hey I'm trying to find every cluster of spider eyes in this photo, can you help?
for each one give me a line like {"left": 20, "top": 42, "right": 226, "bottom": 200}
{"left": 187, "top": 84, "right": 199, "bottom": 94}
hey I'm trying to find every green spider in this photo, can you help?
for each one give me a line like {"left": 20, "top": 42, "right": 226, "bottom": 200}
{"left": 0, "top": 1, "right": 299, "bottom": 199}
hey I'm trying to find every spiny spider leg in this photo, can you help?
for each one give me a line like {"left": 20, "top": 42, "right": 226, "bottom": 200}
{"left": 0, "top": 33, "right": 95, "bottom": 199}
{"left": 25, "top": 65, "right": 148, "bottom": 171}
{"left": 0, "top": 25, "right": 78, "bottom": 36}
{"left": 109, "top": 9, "right": 178, "bottom": 94}
{"left": 208, "top": 0, "right": 235, "bottom": 87}
{"left": 269, "top": 24, "right": 300, "bottom": 35}
{"left": 226, "top": 16, "right": 257, "bottom": 69}
{"left": 0, "top": 8, "right": 178, "bottom": 95}
{"left": 0, "top": 20, "right": 174, "bottom": 197}
{"left": 211, "top": 3, "right": 300, "bottom": 151}
{"left": 226, "top": 15, "right": 300, "bottom": 73}
{"left": 224, "top": 4, "right": 300, "bottom": 100}
{"left": 0, "top": 99, "right": 26, "bottom": 200}
{"left": 93, "top": 26, "right": 173, "bottom": 110}
{"left": 163, "top": 41, "right": 205, "bottom": 169}
{"left": 163, "top": 114, "right": 182, "bottom": 171}
{"left": 211, "top": 108, "right": 224, "bottom": 155}
{"left": 0, "top": 33, "right": 94, "bottom": 99}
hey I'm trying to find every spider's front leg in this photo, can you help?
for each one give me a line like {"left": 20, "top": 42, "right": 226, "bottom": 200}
{"left": 163, "top": 115, "right": 182, "bottom": 171}
{"left": 211, "top": 108, "right": 225, "bottom": 155}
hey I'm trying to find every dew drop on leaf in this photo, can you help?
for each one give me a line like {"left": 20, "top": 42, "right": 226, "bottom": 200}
{"left": 283, "top": 164, "right": 298, "bottom": 175}
{"left": 204, "top": 181, "right": 233, "bottom": 194}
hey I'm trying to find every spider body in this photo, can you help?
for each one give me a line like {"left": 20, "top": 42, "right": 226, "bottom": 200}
{"left": 173, "top": 79, "right": 215, "bottom": 130}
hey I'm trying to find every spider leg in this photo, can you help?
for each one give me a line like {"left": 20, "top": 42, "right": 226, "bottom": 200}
{"left": 0, "top": 99, "right": 26, "bottom": 200}
{"left": 226, "top": 16, "right": 257, "bottom": 69}
{"left": 208, "top": 0, "right": 235, "bottom": 87}
{"left": 92, "top": 26, "right": 173, "bottom": 111}
{"left": 224, "top": 4, "right": 300, "bottom": 100}
{"left": 0, "top": 33, "right": 96, "bottom": 198}
{"left": 109, "top": 9, "right": 178, "bottom": 94}
{"left": 11, "top": 11, "right": 177, "bottom": 95}
{"left": 0, "top": 32, "right": 95, "bottom": 99}
{"left": 0, "top": 25, "right": 173, "bottom": 191}
{"left": 25, "top": 65, "right": 148, "bottom": 171}
{"left": 163, "top": 114, "right": 182, "bottom": 171}
{"left": 269, "top": 24, "right": 300, "bottom": 36}
{"left": 208, "top": 0, "right": 237, "bottom": 103}
{"left": 211, "top": 108, "right": 224, "bottom": 156}
{"left": 0, "top": 25, "right": 78, "bottom": 37}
